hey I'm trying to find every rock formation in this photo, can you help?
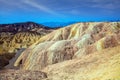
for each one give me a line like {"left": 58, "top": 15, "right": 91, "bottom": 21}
{"left": 0, "top": 22, "right": 53, "bottom": 54}
{"left": 43, "top": 45, "right": 120, "bottom": 80}
{"left": 0, "top": 22, "right": 54, "bottom": 69}
{"left": 14, "top": 22, "right": 120, "bottom": 71}
{"left": 0, "top": 22, "right": 120, "bottom": 80}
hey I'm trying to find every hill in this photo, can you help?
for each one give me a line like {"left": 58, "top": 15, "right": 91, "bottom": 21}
{"left": 0, "top": 22, "right": 120, "bottom": 80}
{"left": 0, "top": 22, "right": 54, "bottom": 69}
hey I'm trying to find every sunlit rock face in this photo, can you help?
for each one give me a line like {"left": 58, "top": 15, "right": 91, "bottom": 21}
{"left": 14, "top": 22, "right": 120, "bottom": 73}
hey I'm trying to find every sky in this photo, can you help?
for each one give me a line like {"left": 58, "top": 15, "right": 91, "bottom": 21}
{"left": 0, "top": 0, "right": 120, "bottom": 24}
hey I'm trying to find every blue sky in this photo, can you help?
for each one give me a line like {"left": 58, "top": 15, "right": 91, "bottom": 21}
{"left": 0, "top": 0, "right": 120, "bottom": 24}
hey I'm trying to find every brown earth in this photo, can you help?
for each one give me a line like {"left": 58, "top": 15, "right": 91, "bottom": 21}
{"left": 0, "top": 69, "right": 47, "bottom": 80}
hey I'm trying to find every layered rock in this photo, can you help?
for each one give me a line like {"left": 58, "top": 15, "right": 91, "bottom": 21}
{"left": 14, "top": 22, "right": 120, "bottom": 71}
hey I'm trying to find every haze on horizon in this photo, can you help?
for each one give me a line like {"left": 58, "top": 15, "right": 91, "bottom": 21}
{"left": 0, "top": 0, "right": 120, "bottom": 24}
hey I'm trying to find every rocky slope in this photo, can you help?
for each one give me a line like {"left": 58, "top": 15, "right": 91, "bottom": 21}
{"left": 43, "top": 45, "right": 120, "bottom": 80}
{"left": 0, "top": 22, "right": 54, "bottom": 69}
{"left": 0, "top": 22, "right": 53, "bottom": 54}
{"left": 1, "top": 22, "right": 120, "bottom": 80}
{"left": 0, "top": 69, "right": 47, "bottom": 80}
{"left": 0, "top": 32, "right": 40, "bottom": 54}
{"left": 14, "top": 22, "right": 120, "bottom": 70}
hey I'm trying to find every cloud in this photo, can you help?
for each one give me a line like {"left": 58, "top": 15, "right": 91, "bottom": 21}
{"left": 0, "top": 0, "right": 64, "bottom": 16}
{"left": 0, "top": 0, "right": 119, "bottom": 18}
{"left": 22, "top": 0, "right": 62, "bottom": 16}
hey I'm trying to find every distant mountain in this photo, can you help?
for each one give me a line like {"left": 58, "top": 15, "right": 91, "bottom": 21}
{"left": 0, "top": 22, "right": 51, "bottom": 33}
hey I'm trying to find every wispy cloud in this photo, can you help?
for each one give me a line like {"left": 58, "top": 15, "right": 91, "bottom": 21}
{"left": 22, "top": 0, "right": 62, "bottom": 16}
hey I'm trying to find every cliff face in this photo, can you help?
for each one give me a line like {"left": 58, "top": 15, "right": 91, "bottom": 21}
{"left": 14, "top": 22, "right": 120, "bottom": 72}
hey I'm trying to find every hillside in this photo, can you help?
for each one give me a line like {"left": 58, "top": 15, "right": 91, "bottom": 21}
{"left": 0, "top": 22, "right": 53, "bottom": 54}
{"left": 0, "top": 22, "right": 120, "bottom": 80}
{"left": 43, "top": 45, "right": 120, "bottom": 80}
{"left": 14, "top": 22, "right": 120, "bottom": 70}
{"left": 0, "top": 22, "right": 54, "bottom": 69}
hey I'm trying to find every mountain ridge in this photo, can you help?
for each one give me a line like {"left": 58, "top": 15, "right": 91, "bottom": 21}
{"left": 0, "top": 22, "right": 53, "bottom": 33}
